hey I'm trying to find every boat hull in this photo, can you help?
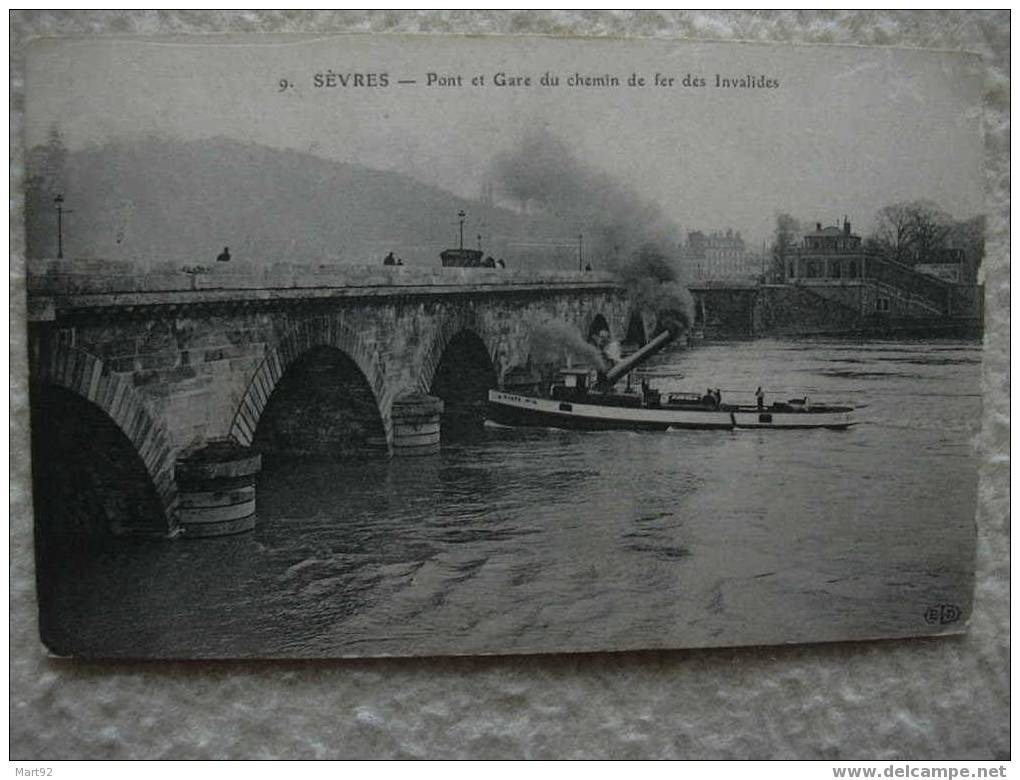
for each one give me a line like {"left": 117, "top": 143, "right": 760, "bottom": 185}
{"left": 488, "top": 391, "right": 734, "bottom": 431}
{"left": 730, "top": 409, "right": 855, "bottom": 429}
{"left": 487, "top": 391, "right": 856, "bottom": 431}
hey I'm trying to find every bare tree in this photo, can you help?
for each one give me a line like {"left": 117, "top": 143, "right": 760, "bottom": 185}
{"left": 873, "top": 203, "right": 916, "bottom": 264}
{"left": 873, "top": 200, "right": 951, "bottom": 266}
{"left": 908, "top": 201, "right": 952, "bottom": 263}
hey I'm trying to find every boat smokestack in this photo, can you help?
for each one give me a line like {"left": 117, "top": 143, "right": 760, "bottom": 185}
{"left": 603, "top": 328, "right": 676, "bottom": 386}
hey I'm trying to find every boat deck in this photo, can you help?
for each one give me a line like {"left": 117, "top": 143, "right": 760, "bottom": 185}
{"left": 488, "top": 390, "right": 857, "bottom": 431}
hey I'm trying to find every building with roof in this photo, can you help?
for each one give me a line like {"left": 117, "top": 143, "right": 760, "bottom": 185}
{"left": 786, "top": 218, "right": 866, "bottom": 281}
{"left": 782, "top": 217, "right": 980, "bottom": 320}
{"left": 690, "top": 215, "right": 983, "bottom": 339}
{"left": 682, "top": 228, "right": 762, "bottom": 281}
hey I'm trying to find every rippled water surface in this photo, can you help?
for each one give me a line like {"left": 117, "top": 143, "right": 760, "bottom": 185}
{"left": 40, "top": 339, "right": 980, "bottom": 658}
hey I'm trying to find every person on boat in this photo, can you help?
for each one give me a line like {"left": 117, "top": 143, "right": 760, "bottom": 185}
{"left": 383, "top": 251, "right": 396, "bottom": 266}
{"left": 484, "top": 255, "right": 497, "bottom": 268}
{"left": 216, "top": 246, "right": 231, "bottom": 263}
{"left": 714, "top": 388, "right": 723, "bottom": 407}
{"left": 497, "top": 258, "right": 506, "bottom": 268}
{"left": 702, "top": 389, "right": 717, "bottom": 408}
{"left": 396, "top": 257, "right": 404, "bottom": 266}
{"left": 755, "top": 386, "right": 765, "bottom": 410}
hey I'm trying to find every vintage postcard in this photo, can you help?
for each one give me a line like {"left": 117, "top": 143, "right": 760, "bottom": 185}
{"left": 21, "top": 34, "right": 984, "bottom": 658}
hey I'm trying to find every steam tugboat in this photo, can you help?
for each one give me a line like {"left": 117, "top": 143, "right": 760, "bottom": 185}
{"left": 487, "top": 326, "right": 857, "bottom": 431}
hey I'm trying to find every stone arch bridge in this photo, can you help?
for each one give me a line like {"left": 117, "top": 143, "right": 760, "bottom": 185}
{"left": 26, "top": 266, "right": 646, "bottom": 538}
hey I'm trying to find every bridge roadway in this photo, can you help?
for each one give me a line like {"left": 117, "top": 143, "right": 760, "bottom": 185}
{"left": 26, "top": 262, "right": 639, "bottom": 537}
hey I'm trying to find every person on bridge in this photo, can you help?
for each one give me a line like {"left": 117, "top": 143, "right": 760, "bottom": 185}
{"left": 216, "top": 246, "right": 231, "bottom": 263}
{"left": 755, "top": 386, "right": 765, "bottom": 410}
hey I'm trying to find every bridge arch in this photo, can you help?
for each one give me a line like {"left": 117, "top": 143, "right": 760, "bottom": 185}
{"left": 417, "top": 311, "right": 500, "bottom": 441}
{"left": 29, "top": 344, "right": 177, "bottom": 534}
{"left": 694, "top": 294, "right": 707, "bottom": 329}
{"left": 229, "top": 316, "right": 390, "bottom": 451}
{"left": 586, "top": 313, "right": 612, "bottom": 342}
{"left": 416, "top": 309, "right": 499, "bottom": 394}
{"left": 624, "top": 310, "right": 649, "bottom": 346}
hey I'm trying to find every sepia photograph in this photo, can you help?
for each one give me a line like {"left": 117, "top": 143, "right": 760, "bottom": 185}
{"left": 21, "top": 33, "right": 985, "bottom": 660}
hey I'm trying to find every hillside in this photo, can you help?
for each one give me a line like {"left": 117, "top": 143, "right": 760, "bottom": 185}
{"left": 24, "top": 136, "right": 581, "bottom": 270}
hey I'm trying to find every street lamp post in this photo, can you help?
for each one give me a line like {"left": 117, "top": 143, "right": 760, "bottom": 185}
{"left": 54, "top": 193, "right": 71, "bottom": 259}
{"left": 578, "top": 233, "right": 583, "bottom": 271}
{"left": 458, "top": 210, "right": 466, "bottom": 250}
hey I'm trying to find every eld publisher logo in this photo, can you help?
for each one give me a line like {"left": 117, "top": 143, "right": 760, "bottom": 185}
{"left": 924, "top": 603, "right": 962, "bottom": 625}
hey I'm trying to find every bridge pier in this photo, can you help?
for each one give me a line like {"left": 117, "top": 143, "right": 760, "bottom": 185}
{"left": 390, "top": 393, "right": 444, "bottom": 457}
{"left": 175, "top": 442, "right": 262, "bottom": 537}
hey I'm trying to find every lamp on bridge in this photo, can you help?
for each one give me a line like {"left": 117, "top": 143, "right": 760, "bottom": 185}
{"left": 54, "top": 193, "right": 72, "bottom": 260}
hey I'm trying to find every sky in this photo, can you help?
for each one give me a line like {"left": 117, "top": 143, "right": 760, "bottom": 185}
{"left": 25, "top": 34, "right": 985, "bottom": 247}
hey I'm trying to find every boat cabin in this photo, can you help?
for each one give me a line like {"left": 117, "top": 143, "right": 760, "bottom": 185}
{"left": 550, "top": 367, "right": 597, "bottom": 401}
{"left": 558, "top": 367, "right": 596, "bottom": 390}
{"left": 551, "top": 367, "right": 650, "bottom": 408}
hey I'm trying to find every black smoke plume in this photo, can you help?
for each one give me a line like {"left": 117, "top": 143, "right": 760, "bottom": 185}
{"left": 529, "top": 319, "right": 607, "bottom": 370}
{"left": 491, "top": 129, "right": 694, "bottom": 335}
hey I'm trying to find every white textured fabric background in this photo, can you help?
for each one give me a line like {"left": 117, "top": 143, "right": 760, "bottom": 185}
{"left": 9, "top": 10, "right": 1010, "bottom": 760}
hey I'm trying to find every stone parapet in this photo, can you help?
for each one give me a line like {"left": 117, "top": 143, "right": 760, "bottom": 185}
{"left": 26, "top": 258, "right": 620, "bottom": 302}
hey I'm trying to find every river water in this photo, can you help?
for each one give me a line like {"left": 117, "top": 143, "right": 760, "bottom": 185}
{"left": 38, "top": 339, "right": 980, "bottom": 658}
